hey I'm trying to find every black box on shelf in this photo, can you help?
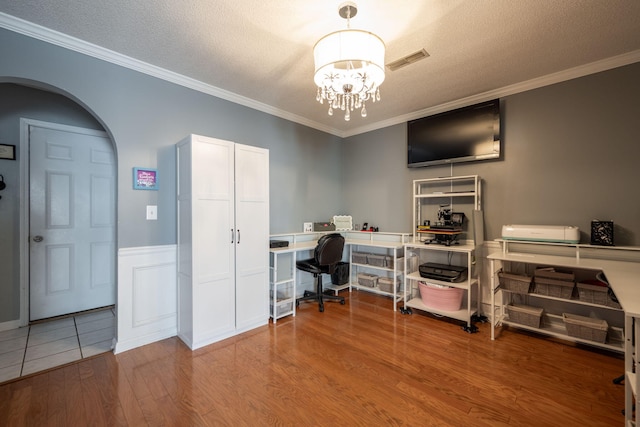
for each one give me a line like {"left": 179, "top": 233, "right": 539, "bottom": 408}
{"left": 591, "top": 220, "right": 614, "bottom": 246}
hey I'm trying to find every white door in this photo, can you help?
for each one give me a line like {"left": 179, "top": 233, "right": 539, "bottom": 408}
{"left": 190, "top": 136, "right": 236, "bottom": 341}
{"left": 234, "top": 143, "right": 269, "bottom": 331}
{"left": 29, "top": 124, "right": 116, "bottom": 321}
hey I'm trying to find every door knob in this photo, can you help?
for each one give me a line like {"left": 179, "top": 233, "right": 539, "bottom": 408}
{"left": 33, "top": 235, "right": 44, "bottom": 242}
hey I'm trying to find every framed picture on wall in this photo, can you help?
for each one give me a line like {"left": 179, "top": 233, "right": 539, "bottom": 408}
{"left": 133, "top": 167, "right": 159, "bottom": 190}
{"left": 0, "top": 144, "right": 16, "bottom": 160}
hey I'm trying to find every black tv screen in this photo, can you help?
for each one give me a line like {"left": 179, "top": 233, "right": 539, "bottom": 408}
{"left": 407, "top": 99, "right": 501, "bottom": 167}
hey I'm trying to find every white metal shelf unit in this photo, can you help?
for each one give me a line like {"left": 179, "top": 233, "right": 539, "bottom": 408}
{"left": 402, "top": 242, "right": 481, "bottom": 333}
{"left": 488, "top": 247, "right": 629, "bottom": 353}
{"left": 346, "top": 233, "right": 411, "bottom": 311}
{"left": 269, "top": 232, "right": 329, "bottom": 322}
{"left": 413, "top": 175, "right": 481, "bottom": 243}
{"left": 269, "top": 249, "right": 295, "bottom": 323}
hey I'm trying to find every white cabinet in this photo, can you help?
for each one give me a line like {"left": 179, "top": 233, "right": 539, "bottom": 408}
{"left": 177, "top": 134, "right": 269, "bottom": 350}
{"left": 402, "top": 242, "right": 481, "bottom": 332}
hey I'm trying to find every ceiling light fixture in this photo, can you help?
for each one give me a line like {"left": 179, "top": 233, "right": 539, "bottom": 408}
{"left": 313, "top": 2, "right": 385, "bottom": 121}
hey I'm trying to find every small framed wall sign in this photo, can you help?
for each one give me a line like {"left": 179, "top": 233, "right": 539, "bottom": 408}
{"left": 0, "top": 144, "right": 16, "bottom": 160}
{"left": 133, "top": 167, "right": 159, "bottom": 190}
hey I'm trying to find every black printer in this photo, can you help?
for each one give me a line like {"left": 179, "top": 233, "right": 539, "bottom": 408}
{"left": 418, "top": 262, "right": 467, "bottom": 283}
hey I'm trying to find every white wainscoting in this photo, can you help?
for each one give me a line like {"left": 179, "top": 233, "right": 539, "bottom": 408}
{"left": 114, "top": 245, "right": 177, "bottom": 354}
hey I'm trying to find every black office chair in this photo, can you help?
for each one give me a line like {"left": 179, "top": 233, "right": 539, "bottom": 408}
{"left": 296, "top": 233, "right": 346, "bottom": 312}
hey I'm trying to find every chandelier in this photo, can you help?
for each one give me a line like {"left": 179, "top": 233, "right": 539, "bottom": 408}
{"left": 313, "top": 2, "right": 385, "bottom": 121}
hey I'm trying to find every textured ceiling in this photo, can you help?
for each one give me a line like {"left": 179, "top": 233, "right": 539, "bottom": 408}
{"left": 1, "top": 0, "right": 640, "bottom": 137}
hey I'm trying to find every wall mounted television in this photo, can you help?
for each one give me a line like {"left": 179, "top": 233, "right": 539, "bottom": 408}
{"left": 407, "top": 99, "right": 501, "bottom": 167}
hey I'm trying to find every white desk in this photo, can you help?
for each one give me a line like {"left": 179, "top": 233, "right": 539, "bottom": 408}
{"left": 269, "top": 231, "right": 411, "bottom": 320}
{"left": 487, "top": 240, "right": 640, "bottom": 426}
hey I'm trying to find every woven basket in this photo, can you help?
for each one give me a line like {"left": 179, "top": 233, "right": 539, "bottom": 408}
{"left": 506, "top": 304, "right": 543, "bottom": 328}
{"left": 563, "top": 313, "right": 608, "bottom": 343}
{"left": 498, "top": 272, "right": 532, "bottom": 294}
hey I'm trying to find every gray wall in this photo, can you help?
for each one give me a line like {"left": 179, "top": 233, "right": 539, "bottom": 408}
{"left": 342, "top": 62, "right": 640, "bottom": 245}
{"left": 0, "top": 28, "right": 342, "bottom": 323}
{"left": 1, "top": 26, "right": 638, "bottom": 325}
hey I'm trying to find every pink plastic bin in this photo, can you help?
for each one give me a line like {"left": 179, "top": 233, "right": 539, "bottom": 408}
{"left": 418, "top": 282, "right": 464, "bottom": 311}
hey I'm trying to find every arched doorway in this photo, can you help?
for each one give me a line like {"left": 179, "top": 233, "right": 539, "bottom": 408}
{"left": 0, "top": 82, "right": 118, "bottom": 381}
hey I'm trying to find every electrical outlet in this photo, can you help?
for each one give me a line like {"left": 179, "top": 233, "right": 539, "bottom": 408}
{"left": 146, "top": 205, "right": 157, "bottom": 220}
{"left": 303, "top": 222, "right": 313, "bottom": 232}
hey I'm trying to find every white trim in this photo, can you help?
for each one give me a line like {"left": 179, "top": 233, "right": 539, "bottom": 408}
{"left": 114, "top": 244, "right": 177, "bottom": 354}
{"left": 18, "top": 118, "right": 111, "bottom": 327}
{"left": 0, "top": 12, "right": 340, "bottom": 137}
{"left": 343, "top": 50, "right": 640, "bottom": 138}
{"left": 0, "top": 319, "right": 22, "bottom": 333}
{"left": 2, "top": 12, "right": 639, "bottom": 139}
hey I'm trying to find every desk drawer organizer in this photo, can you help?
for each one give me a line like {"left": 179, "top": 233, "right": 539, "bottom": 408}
{"left": 357, "top": 273, "right": 378, "bottom": 287}
{"left": 534, "top": 268, "right": 575, "bottom": 299}
{"left": 498, "top": 271, "right": 533, "bottom": 294}
{"left": 506, "top": 304, "right": 543, "bottom": 328}
{"left": 418, "top": 282, "right": 464, "bottom": 311}
{"left": 562, "top": 313, "right": 608, "bottom": 343}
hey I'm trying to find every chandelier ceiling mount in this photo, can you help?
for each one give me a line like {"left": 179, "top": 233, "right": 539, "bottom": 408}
{"left": 313, "top": 2, "right": 386, "bottom": 121}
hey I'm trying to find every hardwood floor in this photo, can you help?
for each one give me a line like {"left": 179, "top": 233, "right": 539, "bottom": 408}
{"left": 0, "top": 291, "right": 625, "bottom": 426}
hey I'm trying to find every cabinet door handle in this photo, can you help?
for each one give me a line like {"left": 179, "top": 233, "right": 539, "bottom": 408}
{"left": 231, "top": 228, "right": 234, "bottom": 244}
{"left": 237, "top": 229, "right": 240, "bottom": 244}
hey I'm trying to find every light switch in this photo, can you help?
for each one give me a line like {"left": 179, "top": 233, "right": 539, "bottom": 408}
{"left": 146, "top": 205, "right": 157, "bottom": 220}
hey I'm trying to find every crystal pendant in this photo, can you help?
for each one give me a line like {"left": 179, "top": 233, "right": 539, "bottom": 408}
{"left": 361, "top": 105, "right": 367, "bottom": 118}
{"left": 328, "top": 106, "right": 333, "bottom": 116}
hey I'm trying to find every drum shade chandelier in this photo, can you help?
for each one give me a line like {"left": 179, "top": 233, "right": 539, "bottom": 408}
{"left": 313, "top": 2, "right": 385, "bottom": 121}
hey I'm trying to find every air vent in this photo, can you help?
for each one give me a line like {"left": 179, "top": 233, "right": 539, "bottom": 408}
{"left": 386, "top": 49, "right": 430, "bottom": 71}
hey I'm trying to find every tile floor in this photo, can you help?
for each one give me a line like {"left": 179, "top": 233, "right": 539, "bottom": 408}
{"left": 0, "top": 307, "right": 115, "bottom": 383}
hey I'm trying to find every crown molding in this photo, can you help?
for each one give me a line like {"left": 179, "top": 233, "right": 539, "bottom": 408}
{"left": 0, "top": 12, "right": 343, "bottom": 137}
{"left": 2, "top": 12, "right": 638, "bottom": 140}
{"left": 343, "top": 49, "right": 640, "bottom": 138}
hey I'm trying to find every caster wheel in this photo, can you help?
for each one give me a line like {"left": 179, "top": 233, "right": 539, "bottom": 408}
{"left": 296, "top": 300, "right": 300, "bottom": 307}
{"left": 319, "top": 305, "right": 324, "bottom": 312}
{"left": 400, "top": 307, "right": 412, "bottom": 315}
{"left": 462, "top": 324, "right": 478, "bottom": 334}
{"left": 472, "top": 314, "right": 489, "bottom": 324}
{"left": 340, "top": 300, "right": 346, "bottom": 305}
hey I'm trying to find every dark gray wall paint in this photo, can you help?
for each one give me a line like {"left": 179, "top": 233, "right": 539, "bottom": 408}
{"left": 342, "top": 62, "right": 640, "bottom": 245}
